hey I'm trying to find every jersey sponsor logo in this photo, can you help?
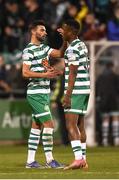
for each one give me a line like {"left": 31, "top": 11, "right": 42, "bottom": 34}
{"left": 67, "top": 49, "right": 73, "bottom": 54}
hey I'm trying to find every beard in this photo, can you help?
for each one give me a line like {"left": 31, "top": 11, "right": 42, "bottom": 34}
{"left": 36, "top": 34, "right": 46, "bottom": 42}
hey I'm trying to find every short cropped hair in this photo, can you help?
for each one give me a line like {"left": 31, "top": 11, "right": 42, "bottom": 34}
{"left": 64, "top": 19, "right": 80, "bottom": 35}
{"left": 29, "top": 20, "right": 45, "bottom": 32}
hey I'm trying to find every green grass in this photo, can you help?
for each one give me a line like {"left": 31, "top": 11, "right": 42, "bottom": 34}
{"left": 0, "top": 145, "right": 119, "bottom": 179}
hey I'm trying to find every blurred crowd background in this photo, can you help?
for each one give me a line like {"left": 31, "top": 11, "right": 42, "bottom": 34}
{"left": 0, "top": 0, "right": 119, "bottom": 146}
{"left": 1, "top": 0, "right": 119, "bottom": 52}
{"left": 0, "top": 0, "right": 119, "bottom": 95}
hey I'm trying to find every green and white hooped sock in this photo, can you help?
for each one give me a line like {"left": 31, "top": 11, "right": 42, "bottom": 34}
{"left": 81, "top": 142, "right": 86, "bottom": 160}
{"left": 27, "top": 128, "right": 41, "bottom": 163}
{"left": 42, "top": 128, "right": 54, "bottom": 163}
{"left": 71, "top": 140, "right": 82, "bottom": 160}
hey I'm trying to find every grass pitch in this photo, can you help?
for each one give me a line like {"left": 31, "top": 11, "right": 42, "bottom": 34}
{"left": 0, "top": 145, "right": 119, "bottom": 179}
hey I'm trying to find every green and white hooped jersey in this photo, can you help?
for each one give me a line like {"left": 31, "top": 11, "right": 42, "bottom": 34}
{"left": 64, "top": 39, "right": 90, "bottom": 95}
{"left": 22, "top": 43, "right": 53, "bottom": 95}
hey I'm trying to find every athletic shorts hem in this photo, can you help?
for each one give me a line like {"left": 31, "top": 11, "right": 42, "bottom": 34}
{"left": 32, "top": 114, "right": 52, "bottom": 123}
{"left": 64, "top": 109, "right": 87, "bottom": 115}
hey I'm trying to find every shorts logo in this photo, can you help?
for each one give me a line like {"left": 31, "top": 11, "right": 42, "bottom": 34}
{"left": 44, "top": 105, "right": 49, "bottom": 111}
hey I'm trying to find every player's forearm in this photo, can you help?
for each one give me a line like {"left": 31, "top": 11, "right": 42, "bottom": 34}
{"left": 22, "top": 70, "right": 46, "bottom": 78}
{"left": 66, "top": 73, "right": 77, "bottom": 97}
{"left": 66, "top": 65, "right": 78, "bottom": 97}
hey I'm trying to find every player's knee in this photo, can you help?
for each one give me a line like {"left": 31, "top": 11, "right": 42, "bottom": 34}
{"left": 66, "top": 123, "right": 76, "bottom": 134}
{"left": 43, "top": 120, "right": 54, "bottom": 129}
{"left": 32, "top": 121, "right": 41, "bottom": 129}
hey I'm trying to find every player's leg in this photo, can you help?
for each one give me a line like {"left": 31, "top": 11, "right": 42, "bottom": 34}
{"left": 64, "top": 113, "right": 86, "bottom": 170}
{"left": 75, "top": 94, "right": 89, "bottom": 161}
{"left": 33, "top": 94, "right": 63, "bottom": 168}
{"left": 64, "top": 94, "right": 89, "bottom": 170}
{"left": 65, "top": 113, "right": 82, "bottom": 159}
{"left": 26, "top": 120, "right": 42, "bottom": 168}
{"left": 78, "top": 115, "right": 86, "bottom": 159}
{"left": 79, "top": 94, "right": 89, "bottom": 162}
{"left": 78, "top": 115, "right": 88, "bottom": 169}
{"left": 26, "top": 94, "right": 43, "bottom": 168}
{"left": 42, "top": 119, "right": 64, "bottom": 168}
{"left": 42, "top": 119, "right": 54, "bottom": 164}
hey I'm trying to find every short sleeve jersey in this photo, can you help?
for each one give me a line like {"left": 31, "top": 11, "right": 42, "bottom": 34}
{"left": 22, "top": 43, "right": 53, "bottom": 95}
{"left": 64, "top": 39, "right": 90, "bottom": 95}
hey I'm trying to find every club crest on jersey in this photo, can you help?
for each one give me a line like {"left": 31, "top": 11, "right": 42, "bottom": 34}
{"left": 44, "top": 105, "right": 50, "bottom": 111}
{"left": 67, "top": 49, "right": 73, "bottom": 55}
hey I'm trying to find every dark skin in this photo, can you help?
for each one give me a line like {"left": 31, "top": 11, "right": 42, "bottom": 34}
{"left": 63, "top": 64, "right": 78, "bottom": 109}
{"left": 65, "top": 113, "right": 86, "bottom": 142}
{"left": 62, "top": 23, "right": 86, "bottom": 142}
{"left": 62, "top": 24, "right": 79, "bottom": 109}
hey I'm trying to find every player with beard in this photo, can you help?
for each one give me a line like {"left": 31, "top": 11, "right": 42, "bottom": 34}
{"left": 22, "top": 20, "right": 67, "bottom": 168}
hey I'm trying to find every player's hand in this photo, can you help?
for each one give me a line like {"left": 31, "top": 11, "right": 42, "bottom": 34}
{"left": 63, "top": 94, "right": 71, "bottom": 109}
{"left": 53, "top": 67, "right": 64, "bottom": 76}
{"left": 46, "top": 66, "right": 54, "bottom": 71}
{"left": 44, "top": 68, "right": 60, "bottom": 79}
{"left": 57, "top": 28, "right": 66, "bottom": 41}
{"left": 57, "top": 28, "right": 64, "bottom": 35}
